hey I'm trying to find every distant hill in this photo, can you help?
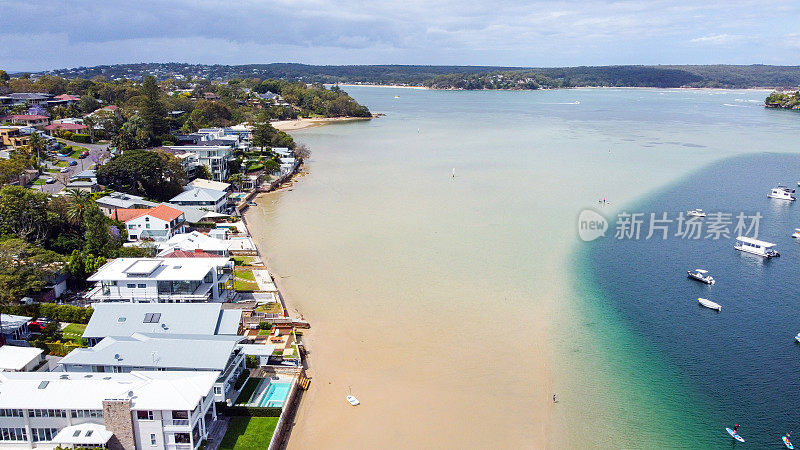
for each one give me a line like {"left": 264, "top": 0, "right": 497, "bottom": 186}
{"left": 22, "top": 63, "right": 800, "bottom": 89}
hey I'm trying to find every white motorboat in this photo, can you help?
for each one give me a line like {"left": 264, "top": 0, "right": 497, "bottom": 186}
{"left": 795, "top": 333, "right": 800, "bottom": 343}
{"left": 687, "top": 269, "right": 715, "bottom": 285}
{"left": 735, "top": 236, "right": 780, "bottom": 257}
{"left": 768, "top": 185, "right": 796, "bottom": 200}
{"left": 698, "top": 298, "right": 721, "bottom": 311}
{"left": 346, "top": 395, "right": 360, "bottom": 406}
{"left": 687, "top": 209, "right": 707, "bottom": 217}
{"left": 793, "top": 229, "right": 800, "bottom": 239}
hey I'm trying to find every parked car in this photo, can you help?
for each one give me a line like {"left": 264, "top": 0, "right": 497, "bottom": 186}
{"left": 60, "top": 167, "right": 69, "bottom": 173}
{"left": 44, "top": 177, "right": 55, "bottom": 184}
{"left": 69, "top": 160, "right": 78, "bottom": 165}
{"left": 77, "top": 154, "right": 86, "bottom": 159}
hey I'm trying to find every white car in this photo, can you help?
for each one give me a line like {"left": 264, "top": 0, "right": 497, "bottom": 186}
{"left": 59, "top": 167, "right": 69, "bottom": 173}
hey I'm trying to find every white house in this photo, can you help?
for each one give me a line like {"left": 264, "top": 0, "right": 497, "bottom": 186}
{"left": 57, "top": 333, "right": 246, "bottom": 404}
{"left": 1, "top": 315, "right": 32, "bottom": 343}
{"left": 166, "top": 146, "right": 233, "bottom": 182}
{"left": 0, "top": 370, "right": 218, "bottom": 449}
{"left": 95, "top": 193, "right": 158, "bottom": 217}
{"left": 113, "top": 204, "right": 186, "bottom": 242}
{"left": 188, "top": 179, "right": 231, "bottom": 193}
{"left": 0, "top": 346, "right": 44, "bottom": 372}
{"left": 85, "top": 257, "right": 234, "bottom": 304}
{"left": 82, "top": 303, "right": 242, "bottom": 347}
{"left": 169, "top": 188, "right": 227, "bottom": 213}
{"left": 155, "top": 231, "right": 255, "bottom": 257}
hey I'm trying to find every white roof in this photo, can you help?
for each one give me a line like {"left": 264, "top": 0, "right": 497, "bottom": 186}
{"left": 83, "top": 303, "right": 239, "bottom": 339}
{"left": 1, "top": 314, "right": 31, "bottom": 331}
{"left": 52, "top": 423, "right": 113, "bottom": 445}
{"left": 237, "top": 344, "right": 277, "bottom": 356}
{"left": 189, "top": 178, "right": 231, "bottom": 191}
{"left": 0, "top": 370, "right": 218, "bottom": 410}
{"left": 736, "top": 236, "right": 776, "bottom": 247}
{"left": 0, "top": 346, "right": 43, "bottom": 371}
{"left": 157, "top": 231, "right": 229, "bottom": 253}
{"left": 59, "top": 333, "right": 243, "bottom": 371}
{"left": 95, "top": 192, "right": 157, "bottom": 209}
{"left": 170, "top": 187, "right": 227, "bottom": 203}
{"left": 87, "top": 257, "right": 230, "bottom": 282}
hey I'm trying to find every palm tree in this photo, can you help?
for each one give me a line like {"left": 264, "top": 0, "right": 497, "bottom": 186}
{"left": 83, "top": 116, "right": 96, "bottom": 143}
{"left": 64, "top": 188, "right": 92, "bottom": 226}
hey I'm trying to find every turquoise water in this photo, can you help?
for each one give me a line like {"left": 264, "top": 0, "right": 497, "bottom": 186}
{"left": 258, "top": 381, "right": 291, "bottom": 408}
{"left": 252, "top": 86, "right": 800, "bottom": 447}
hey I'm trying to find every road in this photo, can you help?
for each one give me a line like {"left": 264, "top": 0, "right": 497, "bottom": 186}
{"left": 35, "top": 139, "right": 110, "bottom": 194}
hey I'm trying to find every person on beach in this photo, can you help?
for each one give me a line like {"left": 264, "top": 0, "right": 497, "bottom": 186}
{"left": 553, "top": 394, "right": 557, "bottom": 403}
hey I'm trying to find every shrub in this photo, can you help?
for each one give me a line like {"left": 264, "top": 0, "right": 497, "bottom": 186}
{"left": 70, "top": 133, "right": 91, "bottom": 143}
{"left": 245, "top": 355, "right": 259, "bottom": 369}
{"left": 258, "top": 321, "right": 272, "bottom": 330}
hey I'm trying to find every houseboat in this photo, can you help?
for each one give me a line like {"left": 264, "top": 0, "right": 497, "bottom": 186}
{"left": 734, "top": 236, "right": 780, "bottom": 258}
{"left": 768, "top": 185, "right": 796, "bottom": 201}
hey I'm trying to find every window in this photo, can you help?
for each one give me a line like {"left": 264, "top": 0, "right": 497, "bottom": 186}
{"left": 150, "top": 433, "right": 157, "bottom": 446}
{"left": 172, "top": 410, "right": 189, "bottom": 419}
{"left": 127, "top": 283, "right": 136, "bottom": 289}
{"left": 0, "top": 409, "right": 22, "bottom": 417}
{"left": 146, "top": 223, "right": 150, "bottom": 229}
{"left": 143, "top": 313, "right": 161, "bottom": 323}
{"left": 137, "top": 410, "right": 154, "bottom": 420}
{"left": 130, "top": 235, "right": 137, "bottom": 240}
{"left": 137, "top": 283, "right": 146, "bottom": 289}
{"left": 31, "top": 428, "right": 58, "bottom": 442}
{"left": 145, "top": 217, "right": 150, "bottom": 222}
{"left": 213, "top": 386, "right": 222, "bottom": 395}
{"left": 0, "top": 428, "right": 27, "bottom": 441}
{"left": 174, "top": 433, "right": 190, "bottom": 444}
{"left": 27, "top": 409, "right": 66, "bottom": 418}
{"left": 71, "top": 409, "right": 103, "bottom": 418}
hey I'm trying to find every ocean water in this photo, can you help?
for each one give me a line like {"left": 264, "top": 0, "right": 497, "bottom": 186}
{"left": 582, "top": 153, "right": 800, "bottom": 447}
{"left": 247, "top": 86, "right": 800, "bottom": 448}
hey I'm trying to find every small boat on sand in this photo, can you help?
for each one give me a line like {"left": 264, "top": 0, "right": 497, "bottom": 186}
{"left": 688, "top": 269, "right": 715, "bottom": 285}
{"left": 346, "top": 395, "right": 360, "bottom": 406}
{"left": 699, "top": 298, "right": 721, "bottom": 311}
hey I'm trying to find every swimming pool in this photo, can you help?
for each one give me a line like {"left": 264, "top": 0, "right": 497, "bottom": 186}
{"left": 257, "top": 381, "right": 291, "bottom": 408}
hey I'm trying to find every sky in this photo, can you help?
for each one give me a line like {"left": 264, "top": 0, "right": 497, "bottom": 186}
{"left": 3, "top": 0, "right": 800, "bottom": 72}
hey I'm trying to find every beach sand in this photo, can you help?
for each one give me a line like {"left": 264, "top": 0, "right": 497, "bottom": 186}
{"left": 271, "top": 117, "right": 372, "bottom": 131}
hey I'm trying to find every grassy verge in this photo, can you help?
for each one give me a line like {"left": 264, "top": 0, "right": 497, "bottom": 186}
{"left": 62, "top": 323, "right": 86, "bottom": 344}
{"left": 235, "top": 269, "right": 259, "bottom": 291}
{"left": 218, "top": 416, "right": 278, "bottom": 450}
{"left": 33, "top": 179, "right": 46, "bottom": 185}
{"left": 232, "top": 256, "right": 254, "bottom": 266}
{"left": 255, "top": 302, "right": 282, "bottom": 314}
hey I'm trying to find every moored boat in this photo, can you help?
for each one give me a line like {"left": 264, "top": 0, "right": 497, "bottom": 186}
{"left": 687, "top": 209, "right": 707, "bottom": 217}
{"left": 768, "top": 185, "right": 796, "bottom": 200}
{"left": 793, "top": 229, "right": 800, "bottom": 239}
{"left": 699, "top": 297, "right": 721, "bottom": 311}
{"left": 734, "top": 236, "right": 780, "bottom": 257}
{"left": 688, "top": 269, "right": 715, "bottom": 284}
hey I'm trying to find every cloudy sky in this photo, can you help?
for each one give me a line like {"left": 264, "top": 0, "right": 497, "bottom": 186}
{"left": 3, "top": 0, "right": 799, "bottom": 71}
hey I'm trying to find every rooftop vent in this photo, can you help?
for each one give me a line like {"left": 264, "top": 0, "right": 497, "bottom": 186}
{"left": 118, "top": 317, "right": 126, "bottom": 323}
{"left": 127, "top": 390, "right": 134, "bottom": 397}
{"left": 114, "top": 353, "right": 121, "bottom": 360}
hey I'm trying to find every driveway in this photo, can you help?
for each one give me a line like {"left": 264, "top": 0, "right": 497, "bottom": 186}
{"left": 34, "top": 139, "right": 110, "bottom": 194}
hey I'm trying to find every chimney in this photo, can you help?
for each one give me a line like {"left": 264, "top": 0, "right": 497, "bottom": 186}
{"left": 102, "top": 399, "right": 136, "bottom": 450}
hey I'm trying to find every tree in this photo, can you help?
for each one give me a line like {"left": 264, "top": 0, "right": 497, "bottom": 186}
{"left": 25, "top": 132, "right": 46, "bottom": 164}
{"left": 82, "top": 115, "right": 96, "bottom": 142}
{"left": 0, "top": 238, "right": 63, "bottom": 308}
{"left": 0, "top": 70, "right": 9, "bottom": 82}
{"left": 96, "top": 149, "right": 187, "bottom": 201}
{"left": 194, "top": 165, "right": 212, "bottom": 180}
{"left": 0, "top": 154, "right": 31, "bottom": 185}
{"left": 0, "top": 185, "right": 50, "bottom": 243}
{"left": 112, "top": 114, "right": 149, "bottom": 151}
{"left": 64, "top": 188, "right": 92, "bottom": 226}
{"left": 139, "top": 76, "right": 168, "bottom": 144}
{"left": 83, "top": 203, "right": 120, "bottom": 256}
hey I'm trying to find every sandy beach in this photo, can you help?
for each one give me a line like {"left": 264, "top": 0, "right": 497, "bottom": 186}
{"left": 271, "top": 116, "right": 372, "bottom": 131}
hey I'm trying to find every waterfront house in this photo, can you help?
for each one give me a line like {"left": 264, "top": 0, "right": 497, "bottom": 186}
{"left": 169, "top": 187, "right": 227, "bottom": 213}
{"left": 58, "top": 333, "right": 246, "bottom": 403}
{"left": 165, "top": 146, "right": 233, "bottom": 182}
{"left": 156, "top": 231, "right": 256, "bottom": 257}
{"left": 85, "top": 257, "right": 234, "bottom": 304}
{"left": 187, "top": 178, "right": 231, "bottom": 192}
{"left": 0, "top": 370, "right": 218, "bottom": 449}
{"left": 96, "top": 193, "right": 158, "bottom": 217}
{"left": 0, "top": 346, "right": 44, "bottom": 372}
{"left": 82, "top": 302, "right": 242, "bottom": 346}
{"left": 114, "top": 204, "right": 186, "bottom": 242}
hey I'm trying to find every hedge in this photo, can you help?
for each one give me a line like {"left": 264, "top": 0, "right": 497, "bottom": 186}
{"left": 2, "top": 303, "right": 93, "bottom": 324}
{"left": 217, "top": 404, "right": 282, "bottom": 417}
{"left": 70, "top": 134, "right": 91, "bottom": 143}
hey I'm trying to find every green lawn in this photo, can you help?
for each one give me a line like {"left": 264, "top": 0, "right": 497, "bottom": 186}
{"left": 235, "top": 269, "right": 259, "bottom": 291}
{"left": 254, "top": 302, "right": 282, "bottom": 314}
{"left": 62, "top": 323, "right": 87, "bottom": 345}
{"left": 237, "top": 270, "right": 256, "bottom": 281}
{"left": 232, "top": 256, "right": 254, "bottom": 266}
{"left": 32, "top": 179, "right": 45, "bottom": 185}
{"left": 235, "top": 378, "right": 261, "bottom": 405}
{"left": 54, "top": 160, "right": 69, "bottom": 167}
{"left": 219, "top": 416, "right": 278, "bottom": 450}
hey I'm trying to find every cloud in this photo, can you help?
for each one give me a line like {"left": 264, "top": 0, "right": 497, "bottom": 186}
{"left": 1, "top": 0, "right": 800, "bottom": 70}
{"left": 689, "top": 34, "right": 745, "bottom": 44}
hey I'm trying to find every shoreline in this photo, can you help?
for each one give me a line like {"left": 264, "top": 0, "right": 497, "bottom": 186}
{"left": 271, "top": 116, "right": 373, "bottom": 132}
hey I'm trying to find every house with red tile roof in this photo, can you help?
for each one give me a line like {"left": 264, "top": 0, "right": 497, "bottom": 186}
{"left": 44, "top": 122, "right": 89, "bottom": 134}
{"left": 114, "top": 204, "right": 186, "bottom": 242}
{"left": 0, "top": 115, "right": 49, "bottom": 128}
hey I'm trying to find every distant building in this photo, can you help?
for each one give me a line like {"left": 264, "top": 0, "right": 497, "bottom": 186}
{"left": 85, "top": 257, "right": 235, "bottom": 304}
{"left": 0, "top": 114, "right": 50, "bottom": 128}
{"left": 165, "top": 146, "right": 233, "bottom": 182}
{"left": 95, "top": 192, "right": 158, "bottom": 217}
{"left": 1, "top": 315, "right": 32, "bottom": 343}
{"left": 0, "top": 126, "right": 31, "bottom": 149}
{"left": 0, "top": 93, "right": 51, "bottom": 107}
{"left": 44, "top": 122, "right": 89, "bottom": 135}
